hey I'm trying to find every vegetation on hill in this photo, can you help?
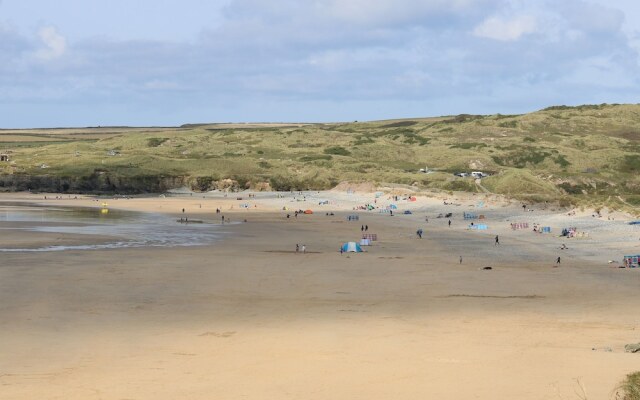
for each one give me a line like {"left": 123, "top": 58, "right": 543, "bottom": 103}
{"left": 0, "top": 104, "right": 639, "bottom": 211}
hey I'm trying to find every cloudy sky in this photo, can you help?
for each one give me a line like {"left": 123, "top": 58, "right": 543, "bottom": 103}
{"left": 1, "top": 0, "right": 639, "bottom": 127}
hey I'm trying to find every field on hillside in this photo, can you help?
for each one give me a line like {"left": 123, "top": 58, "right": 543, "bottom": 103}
{"left": 1, "top": 104, "right": 639, "bottom": 211}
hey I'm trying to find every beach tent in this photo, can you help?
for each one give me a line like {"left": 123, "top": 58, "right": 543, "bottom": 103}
{"left": 304, "top": 209, "right": 313, "bottom": 214}
{"left": 623, "top": 255, "right": 640, "bottom": 268}
{"left": 409, "top": 196, "right": 417, "bottom": 202}
{"left": 342, "top": 242, "right": 363, "bottom": 252}
{"left": 469, "top": 224, "right": 488, "bottom": 230}
{"left": 388, "top": 204, "right": 398, "bottom": 210}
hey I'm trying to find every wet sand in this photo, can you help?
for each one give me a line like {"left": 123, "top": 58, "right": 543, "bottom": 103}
{"left": 0, "top": 191, "right": 639, "bottom": 399}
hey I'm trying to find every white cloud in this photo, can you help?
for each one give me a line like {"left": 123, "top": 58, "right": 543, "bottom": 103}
{"left": 318, "top": 0, "right": 494, "bottom": 26}
{"left": 34, "top": 26, "right": 66, "bottom": 60}
{"left": 223, "top": 0, "right": 501, "bottom": 31}
{"left": 473, "top": 15, "right": 537, "bottom": 41}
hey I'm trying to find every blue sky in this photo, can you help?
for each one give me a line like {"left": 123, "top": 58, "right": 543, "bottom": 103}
{"left": 1, "top": 0, "right": 639, "bottom": 128}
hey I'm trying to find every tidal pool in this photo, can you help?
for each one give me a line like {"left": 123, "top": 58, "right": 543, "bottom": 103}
{"left": 0, "top": 203, "right": 225, "bottom": 252}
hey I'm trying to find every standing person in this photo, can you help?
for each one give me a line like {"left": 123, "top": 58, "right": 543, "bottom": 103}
{"left": 495, "top": 235, "right": 499, "bottom": 245}
{"left": 182, "top": 208, "right": 185, "bottom": 213}
{"left": 556, "top": 256, "right": 561, "bottom": 265}
{"left": 302, "top": 244, "right": 306, "bottom": 253}
{"left": 365, "top": 225, "right": 368, "bottom": 231}
{"left": 361, "top": 225, "right": 364, "bottom": 232}
{"left": 296, "top": 244, "right": 299, "bottom": 253}
{"left": 221, "top": 215, "right": 225, "bottom": 224}
{"left": 448, "top": 219, "right": 452, "bottom": 227}
{"left": 459, "top": 256, "right": 463, "bottom": 264}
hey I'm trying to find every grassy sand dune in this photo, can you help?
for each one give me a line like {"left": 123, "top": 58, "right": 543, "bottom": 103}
{"left": 0, "top": 103, "right": 638, "bottom": 211}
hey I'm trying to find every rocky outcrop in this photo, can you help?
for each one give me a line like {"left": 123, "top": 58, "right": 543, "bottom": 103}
{"left": 0, "top": 173, "right": 187, "bottom": 194}
{"left": 625, "top": 343, "right": 640, "bottom": 353}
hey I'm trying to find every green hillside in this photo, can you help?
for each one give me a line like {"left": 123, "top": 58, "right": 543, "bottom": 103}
{"left": 0, "top": 104, "right": 639, "bottom": 211}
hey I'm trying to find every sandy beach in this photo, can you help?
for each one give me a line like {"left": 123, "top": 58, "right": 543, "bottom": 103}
{"left": 1, "top": 190, "right": 639, "bottom": 399}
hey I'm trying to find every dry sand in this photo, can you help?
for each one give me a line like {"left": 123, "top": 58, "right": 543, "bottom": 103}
{"left": 0, "top": 190, "right": 639, "bottom": 399}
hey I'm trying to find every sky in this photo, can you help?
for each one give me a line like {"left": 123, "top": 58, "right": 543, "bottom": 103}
{"left": 1, "top": 0, "right": 639, "bottom": 128}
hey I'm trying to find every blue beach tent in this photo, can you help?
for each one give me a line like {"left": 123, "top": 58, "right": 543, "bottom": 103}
{"left": 341, "top": 242, "right": 364, "bottom": 253}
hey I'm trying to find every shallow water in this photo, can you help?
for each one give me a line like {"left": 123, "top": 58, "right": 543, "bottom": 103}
{"left": 0, "top": 203, "right": 226, "bottom": 252}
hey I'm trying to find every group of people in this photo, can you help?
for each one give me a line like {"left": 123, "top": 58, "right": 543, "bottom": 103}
{"left": 295, "top": 244, "right": 306, "bottom": 253}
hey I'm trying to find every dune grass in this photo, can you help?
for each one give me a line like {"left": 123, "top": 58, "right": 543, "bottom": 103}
{"left": 618, "top": 372, "right": 640, "bottom": 400}
{"left": 0, "top": 104, "right": 639, "bottom": 211}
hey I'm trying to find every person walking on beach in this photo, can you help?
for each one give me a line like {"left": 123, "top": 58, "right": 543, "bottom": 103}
{"left": 221, "top": 215, "right": 225, "bottom": 224}
{"left": 448, "top": 219, "right": 451, "bottom": 227}
{"left": 459, "top": 256, "right": 463, "bottom": 264}
{"left": 495, "top": 235, "right": 499, "bottom": 245}
{"left": 556, "top": 256, "right": 561, "bottom": 265}
{"left": 296, "top": 244, "right": 299, "bottom": 253}
{"left": 365, "top": 225, "right": 368, "bottom": 231}
{"left": 361, "top": 225, "right": 364, "bottom": 232}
